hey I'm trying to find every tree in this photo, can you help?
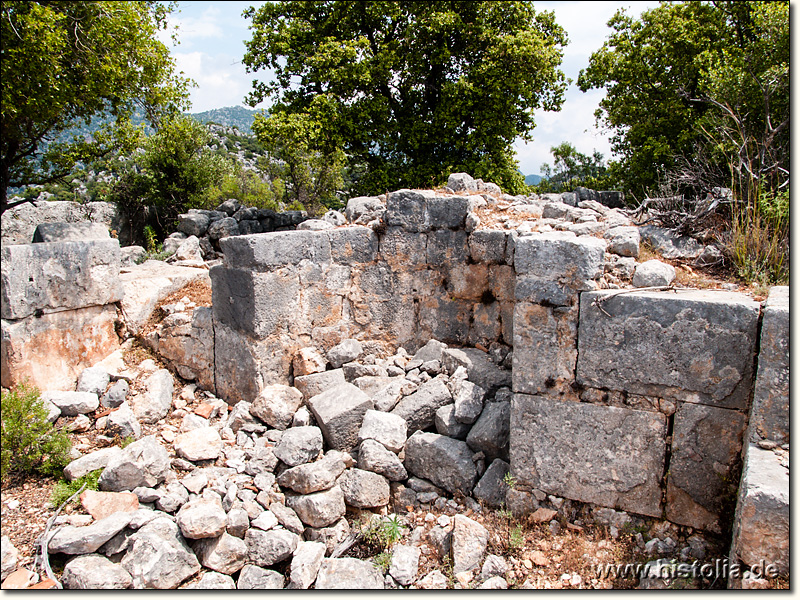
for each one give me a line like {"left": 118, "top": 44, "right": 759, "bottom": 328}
{"left": 1, "top": 1, "right": 190, "bottom": 214}
{"left": 538, "top": 142, "right": 608, "bottom": 192}
{"left": 243, "top": 1, "right": 568, "bottom": 195}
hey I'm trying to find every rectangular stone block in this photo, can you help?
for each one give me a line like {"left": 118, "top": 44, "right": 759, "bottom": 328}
{"left": 211, "top": 265, "right": 300, "bottom": 339}
{"left": 328, "top": 227, "right": 379, "bottom": 264}
{"left": 512, "top": 303, "right": 578, "bottom": 399}
{"left": 379, "top": 228, "right": 427, "bottom": 267}
{"left": 577, "top": 290, "right": 760, "bottom": 410}
{"left": 385, "top": 190, "right": 428, "bottom": 232}
{"left": 307, "top": 383, "right": 373, "bottom": 451}
{"left": 729, "top": 444, "right": 789, "bottom": 578}
{"left": 749, "top": 286, "right": 789, "bottom": 443}
{"left": 424, "top": 196, "right": 469, "bottom": 230}
{"left": 418, "top": 297, "right": 472, "bottom": 347}
{"left": 220, "top": 230, "right": 331, "bottom": 270}
{"left": 426, "top": 229, "right": 468, "bottom": 265}
{"left": 1, "top": 239, "right": 122, "bottom": 319}
{"left": 510, "top": 394, "right": 667, "bottom": 517}
{"left": 665, "top": 403, "right": 746, "bottom": 532}
{"left": 469, "top": 230, "right": 508, "bottom": 265}
{"left": 2, "top": 304, "right": 120, "bottom": 391}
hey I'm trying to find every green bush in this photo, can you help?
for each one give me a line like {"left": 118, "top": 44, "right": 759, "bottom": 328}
{"left": 1, "top": 382, "right": 72, "bottom": 482}
{"left": 51, "top": 469, "right": 102, "bottom": 508}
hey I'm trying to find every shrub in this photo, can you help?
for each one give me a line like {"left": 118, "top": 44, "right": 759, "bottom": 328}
{"left": 1, "top": 382, "right": 72, "bottom": 482}
{"left": 51, "top": 469, "right": 102, "bottom": 508}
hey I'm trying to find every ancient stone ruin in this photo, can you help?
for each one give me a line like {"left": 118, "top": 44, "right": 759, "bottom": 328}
{"left": 0, "top": 174, "right": 788, "bottom": 589}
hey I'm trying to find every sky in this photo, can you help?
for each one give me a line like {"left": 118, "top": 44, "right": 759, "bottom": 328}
{"left": 161, "top": 1, "right": 662, "bottom": 176}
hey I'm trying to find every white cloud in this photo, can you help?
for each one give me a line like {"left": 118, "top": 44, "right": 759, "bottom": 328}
{"left": 173, "top": 51, "right": 254, "bottom": 112}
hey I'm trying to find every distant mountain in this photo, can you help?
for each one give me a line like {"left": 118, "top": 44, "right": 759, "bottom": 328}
{"left": 525, "top": 174, "right": 543, "bottom": 185}
{"left": 189, "top": 106, "right": 266, "bottom": 134}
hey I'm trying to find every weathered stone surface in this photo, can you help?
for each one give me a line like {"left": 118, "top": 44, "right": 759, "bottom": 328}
{"left": 49, "top": 511, "right": 132, "bottom": 554}
{"left": 207, "top": 217, "right": 239, "bottom": 240}
{"left": 358, "top": 439, "right": 408, "bottom": 481}
{"left": 427, "top": 229, "right": 469, "bottom": 265}
{"left": 184, "top": 572, "right": 236, "bottom": 589}
{"left": 453, "top": 380, "right": 486, "bottom": 424}
{"left": 237, "top": 565, "right": 285, "bottom": 589}
{"left": 639, "top": 225, "right": 704, "bottom": 259}
{"left": 472, "top": 459, "right": 510, "bottom": 508}
{"left": 447, "top": 172, "right": 478, "bottom": 192}
{"left": 729, "top": 445, "right": 789, "bottom": 577}
{"left": 286, "top": 486, "right": 346, "bottom": 528}
{"left": 307, "top": 383, "right": 373, "bottom": 451}
{"left": 121, "top": 517, "right": 200, "bottom": 589}
{"left": 389, "top": 544, "right": 420, "bottom": 586}
{"left": 345, "top": 196, "right": 385, "bottom": 224}
{"left": 220, "top": 230, "right": 331, "bottom": 270}
{"left": 1, "top": 536, "right": 19, "bottom": 582}
{"left": 511, "top": 394, "right": 667, "bottom": 517}
{"left": 358, "top": 409, "right": 407, "bottom": 452}
{"left": 434, "top": 404, "right": 471, "bottom": 440}
{"left": 466, "top": 401, "right": 510, "bottom": 462}
{"left": 173, "top": 426, "right": 222, "bottom": 462}
{"left": 64, "top": 447, "right": 122, "bottom": 481}
{"left": 451, "top": 515, "right": 488, "bottom": 573}
{"left": 391, "top": 376, "right": 452, "bottom": 433}
{"left": 292, "top": 347, "right": 327, "bottom": 377}
{"left": 749, "top": 286, "right": 789, "bottom": 443}
{"left": 277, "top": 451, "right": 348, "bottom": 494}
{"left": 156, "top": 306, "right": 215, "bottom": 391}
{"left": 441, "top": 347, "right": 511, "bottom": 393}
{"left": 269, "top": 502, "right": 305, "bottom": 535}
{"left": 177, "top": 212, "right": 211, "bottom": 237}
{"left": 469, "top": 230, "right": 508, "bottom": 264}
{"left": 175, "top": 498, "right": 227, "bottom": 539}
{"left": 513, "top": 232, "right": 606, "bottom": 305}
{"left": 303, "top": 517, "right": 351, "bottom": 555}
{"left": 99, "top": 436, "right": 171, "bottom": 492}
{"left": 105, "top": 402, "right": 141, "bottom": 440}
{"left": 2, "top": 200, "right": 124, "bottom": 247}
{"left": 102, "top": 379, "right": 129, "bottom": 408}
{"left": 385, "top": 190, "right": 428, "bottom": 232}
{"left": 665, "top": 403, "right": 746, "bottom": 532}
{"left": 293, "top": 368, "right": 346, "bottom": 399}
{"left": 76, "top": 366, "right": 110, "bottom": 396}
{"left": 129, "top": 368, "right": 173, "bottom": 424}
{"left": 404, "top": 431, "right": 477, "bottom": 496}
{"left": 380, "top": 227, "right": 427, "bottom": 266}
{"left": 329, "top": 227, "right": 379, "bottom": 263}
{"left": 41, "top": 391, "right": 98, "bottom": 417}
{"left": 604, "top": 226, "right": 640, "bottom": 258}
{"left": 244, "top": 528, "right": 300, "bottom": 568}
{"left": 632, "top": 259, "right": 676, "bottom": 287}
{"left": 192, "top": 532, "right": 248, "bottom": 574}
{"left": 577, "top": 290, "right": 760, "bottom": 410}
{"left": 417, "top": 569, "right": 448, "bottom": 589}
{"left": 327, "top": 339, "right": 363, "bottom": 368}
{"left": 338, "top": 468, "right": 390, "bottom": 508}
{"left": 62, "top": 554, "right": 132, "bottom": 589}
{"left": 289, "top": 541, "right": 326, "bottom": 589}
{"left": 512, "top": 303, "right": 578, "bottom": 398}
{"left": 273, "top": 426, "right": 323, "bottom": 467}
{"left": 315, "top": 557, "right": 384, "bottom": 589}
{"left": 80, "top": 490, "right": 138, "bottom": 520}
{"left": 1, "top": 239, "right": 122, "bottom": 320}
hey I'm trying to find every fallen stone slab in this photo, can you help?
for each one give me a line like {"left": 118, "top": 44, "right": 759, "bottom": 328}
{"left": 272, "top": 426, "right": 324, "bottom": 467}
{"left": 191, "top": 532, "right": 248, "bottom": 575}
{"left": 48, "top": 511, "right": 133, "bottom": 555}
{"left": 404, "top": 431, "right": 477, "bottom": 497}
{"left": 32, "top": 222, "right": 111, "bottom": 243}
{"left": 80, "top": 490, "right": 139, "bottom": 520}
{"left": 173, "top": 426, "right": 222, "bottom": 462}
{"left": 175, "top": 498, "right": 227, "bottom": 539}
{"left": 61, "top": 554, "right": 132, "bottom": 589}
{"left": 358, "top": 439, "right": 408, "bottom": 481}
{"left": 40, "top": 390, "right": 98, "bottom": 417}
{"left": 98, "top": 436, "right": 171, "bottom": 492}
{"left": 472, "top": 458, "right": 510, "bottom": 508}
{"left": 288, "top": 541, "right": 326, "bottom": 589}
{"left": 315, "top": 557, "right": 384, "bottom": 589}
{"left": 389, "top": 544, "right": 421, "bottom": 586}
{"left": 277, "top": 451, "right": 348, "bottom": 494}
{"left": 307, "top": 383, "right": 373, "bottom": 451}
{"left": 441, "top": 347, "right": 511, "bottom": 393}
{"left": 121, "top": 517, "right": 200, "bottom": 589}
{"left": 64, "top": 446, "right": 122, "bottom": 481}
{"left": 338, "top": 468, "right": 390, "bottom": 508}
{"left": 250, "top": 384, "right": 304, "bottom": 430}
{"left": 244, "top": 528, "right": 300, "bottom": 568}
{"left": 129, "top": 368, "right": 173, "bottom": 424}
{"left": 391, "top": 376, "right": 452, "bottom": 433}
{"left": 293, "top": 368, "right": 346, "bottom": 400}
{"left": 358, "top": 409, "right": 407, "bottom": 453}
{"left": 237, "top": 565, "right": 285, "bottom": 589}
{"left": 286, "top": 486, "right": 346, "bottom": 529}
{"left": 451, "top": 515, "right": 489, "bottom": 573}
{"left": 76, "top": 366, "right": 111, "bottom": 396}
{"left": 466, "top": 400, "right": 510, "bottom": 462}
{"left": 434, "top": 404, "right": 471, "bottom": 440}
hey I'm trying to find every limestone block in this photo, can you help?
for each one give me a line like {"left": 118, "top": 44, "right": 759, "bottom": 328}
{"left": 345, "top": 196, "right": 385, "bottom": 224}
{"left": 577, "top": 290, "right": 760, "bottom": 410}
{"left": 32, "top": 222, "right": 110, "bottom": 243}
{"left": 404, "top": 431, "right": 478, "bottom": 497}
{"left": 749, "top": 286, "right": 789, "bottom": 443}
{"left": 211, "top": 265, "right": 300, "bottom": 339}
{"left": 447, "top": 173, "right": 478, "bottom": 192}
{"left": 328, "top": 227, "right": 378, "bottom": 264}
{"left": 469, "top": 301, "right": 502, "bottom": 348}
{"left": 510, "top": 394, "right": 667, "bottom": 517}
{"left": 513, "top": 231, "right": 606, "bottom": 306}
{"left": 665, "top": 403, "right": 746, "bottom": 532}
{"left": 466, "top": 400, "right": 510, "bottom": 462}
{"left": 729, "top": 445, "right": 789, "bottom": 577}
{"left": 1, "top": 304, "right": 120, "bottom": 391}
{"left": 177, "top": 211, "right": 211, "bottom": 237}
{"left": 426, "top": 229, "right": 469, "bottom": 265}
{"left": 512, "top": 303, "right": 578, "bottom": 398}
{"left": 447, "top": 263, "right": 489, "bottom": 300}
{"left": 391, "top": 376, "right": 452, "bottom": 433}
{"left": 307, "top": 383, "right": 374, "bottom": 451}
{"left": 379, "top": 227, "right": 427, "bottom": 266}
{"left": 425, "top": 196, "right": 470, "bottom": 230}
{"left": 1, "top": 239, "right": 122, "bottom": 319}
{"left": 441, "top": 347, "right": 512, "bottom": 393}
{"left": 294, "top": 368, "right": 347, "bottom": 400}
{"left": 385, "top": 189, "right": 428, "bottom": 232}
{"left": 469, "top": 230, "right": 508, "bottom": 264}
{"left": 156, "top": 307, "right": 215, "bottom": 391}
{"left": 604, "top": 226, "right": 640, "bottom": 258}
{"left": 489, "top": 264, "right": 515, "bottom": 302}
{"left": 418, "top": 297, "right": 472, "bottom": 347}
{"left": 220, "top": 230, "right": 331, "bottom": 270}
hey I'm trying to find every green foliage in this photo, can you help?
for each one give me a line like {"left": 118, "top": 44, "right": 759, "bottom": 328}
{"left": 1, "top": 382, "right": 72, "bottom": 482}
{"left": 534, "top": 142, "right": 615, "bottom": 193}
{"left": 198, "top": 166, "right": 282, "bottom": 211}
{"left": 362, "top": 513, "right": 405, "bottom": 551}
{"left": 372, "top": 551, "right": 393, "bottom": 574}
{"left": 143, "top": 225, "right": 159, "bottom": 254}
{"left": 1, "top": 1, "right": 190, "bottom": 213}
{"left": 502, "top": 471, "right": 517, "bottom": 490}
{"left": 51, "top": 469, "right": 102, "bottom": 508}
{"left": 243, "top": 1, "right": 568, "bottom": 196}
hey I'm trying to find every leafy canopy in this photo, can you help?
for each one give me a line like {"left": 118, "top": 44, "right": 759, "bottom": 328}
{"left": 243, "top": 1, "right": 568, "bottom": 195}
{"left": 0, "top": 0, "right": 190, "bottom": 213}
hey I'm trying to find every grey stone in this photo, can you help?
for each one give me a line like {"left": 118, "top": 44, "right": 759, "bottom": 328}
{"left": 277, "top": 451, "right": 348, "bottom": 494}
{"left": 269, "top": 502, "right": 305, "bottom": 535}
{"left": 425, "top": 196, "right": 470, "bottom": 230}
{"left": 327, "top": 339, "right": 363, "bottom": 368}
{"left": 389, "top": 544, "right": 420, "bottom": 585}
{"left": 173, "top": 426, "right": 222, "bottom": 462}
{"left": 130, "top": 368, "right": 173, "bottom": 424}
{"left": 1, "top": 535, "right": 18, "bottom": 581}
{"left": 481, "top": 554, "right": 509, "bottom": 580}
{"left": 434, "top": 404, "right": 471, "bottom": 440}
{"left": 750, "top": 286, "right": 789, "bottom": 443}
{"left": 441, "top": 347, "right": 511, "bottom": 393}
{"left": 357, "top": 409, "right": 407, "bottom": 453}
{"left": 328, "top": 226, "right": 379, "bottom": 263}
{"left": 380, "top": 227, "right": 427, "bottom": 265}
{"left": 237, "top": 565, "right": 285, "bottom": 589}
{"left": 453, "top": 380, "right": 486, "bottom": 424}
{"left": 226, "top": 401, "right": 263, "bottom": 434}
{"left": 447, "top": 173, "right": 478, "bottom": 193}
{"left": 101, "top": 379, "right": 129, "bottom": 408}
{"left": 577, "top": 290, "right": 760, "bottom": 410}
{"left": 286, "top": 486, "right": 346, "bottom": 528}
{"left": 244, "top": 527, "right": 300, "bottom": 567}
{"left": 296, "top": 218, "right": 333, "bottom": 231}
{"left": 307, "top": 383, "right": 373, "bottom": 451}
{"left": 246, "top": 446, "right": 279, "bottom": 476}
{"left": 665, "top": 403, "right": 746, "bottom": 532}
{"left": 49, "top": 511, "right": 132, "bottom": 554}
{"left": 345, "top": 196, "right": 385, "bottom": 225}
{"left": 1, "top": 199, "right": 124, "bottom": 246}
{"left": 99, "top": 436, "right": 171, "bottom": 492}
{"left": 226, "top": 507, "right": 250, "bottom": 538}
{"left": 1, "top": 239, "right": 122, "bottom": 320}
{"left": 177, "top": 212, "right": 210, "bottom": 237}
{"left": 220, "top": 230, "right": 331, "bottom": 269}
{"left": 417, "top": 569, "right": 448, "bottom": 589}
{"left": 632, "top": 259, "right": 676, "bottom": 287}
{"left": 385, "top": 189, "right": 429, "bottom": 232}
{"left": 412, "top": 339, "right": 448, "bottom": 363}
{"left": 315, "top": 557, "right": 384, "bottom": 589}
{"left": 358, "top": 439, "right": 408, "bottom": 481}
{"left": 479, "top": 576, "right": 508, "bottom": 589}
{"left": 472, "top": 459, "right": 510, "bottom": 508}
{"left": 343, "top": 362, "right": 387, "bottom": 380}
{"left": 105, "top": 402, "right": 142, "bottom": 440}
{"left": 451, "top": 514, "right": 488, "bottom": 573}
{"left": 289, "top": 540, "right": 327, "bottom": 589}
{"left": 41, "top": 390, "right": 98, "bottom": 417}
{"left": 207, "top": 217, "right": 239, "bottom": 240}
{"left": 303, "top": 517, "right": 351, "bottom": 555}
{"left": 76, "top": 366, "right": 110, "bottom": 396}
{"left": 404, "top": 431, "right": 478, "bottom": 496}
{"left": 184, "top": 572, "right": 236, "bottom": 589}
{"left": 466, "top": 401, "right": 510, "bottom": 462}
{"left": 272, "top": 426, "right": 323, "bottom": 466}
{"left": 510, "top": 394, "right": 667, "bottom": 517}
{"left": 729, "top": 444, "right": 789, "bottom": 577}
{"left": 62, "top": 554, "right": 132, "bottom": 589}
{"left": 32, "top": 222, "right": 110, "bottom": 243}
{"left": 604, "top": 226, "right": 640, "bottom": 258}
{"left": 391, "top": 376, "right": 452, "bottom": 433}
{"left": 371, "top": 379, "right": 410, "bottom": 412}
{"left": 63, "top": 446, "right": 123, "bottom": 481}
{"left": 293, "top": 368, "right": 346, "bottom": 400}
{"left": 175, "top": 498, "right": 227, "bottom": 539}
{"left": 250, "top": 384, "right": 304, "bottom": 430}
{"left": 121, "top": 517, "right": 200, "bottom": 589}
{"left": 427, "top": 229, "right": 469, "bottom": 265}
{"left": 469, "top": 230, "right": 508, "bottom": 264}
{"left": 338, "top": 468, "right": 390, "bottom": 508}
{"left": 192, "top": 532, "right": 248, "bottom": 574}
{"left": 639, "top": 225, "right": 704, "bottom": 259}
